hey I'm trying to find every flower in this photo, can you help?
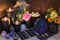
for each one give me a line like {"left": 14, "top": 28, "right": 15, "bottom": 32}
{"left": 55, "top": 19, "right": 60, "bottom": 24}
{"left": 55, "top": 19, "right": 58, "bottom": 23}
{"left": 54, "top": 16, "right": 60, "bottom": 24}
{"left": 48, "top": 17, "right": 52, "bottom": 22}
{"left": 23, "top": 11, "right": 31, "bottom": 21}
{"left": 50, "top": 11, "right": 58, "bottom": 18}
{"left": 56, "top": 16, "right": 60, "bottom": 19}
{"left": 47, "top": 7, "right": 54, "bottom": 12}
{"left": 16, "top": 13, "right": 23, "bottom": 21}
{"left": 47, "top": 8, "right": 60, "bottom": 24}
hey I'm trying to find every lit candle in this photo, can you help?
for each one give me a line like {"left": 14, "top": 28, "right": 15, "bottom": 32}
{"left": 9, "top": 8, "right": 12, "bottom": 12}
{"left": 1, "top": 17, "right": 10, "bottom": 33}
{"left": 1, "top": 17, "right": 7, "bottom": 21}
{"left": 14, "top": 20, "right": 20, "bottom": 25}
{"left": 4, "top": 17, "right": 7, "bottom": 21}
{"left": 13, "top": 20, "right": 20, "bottom": 32}
{"left": 15, "top": 21, "right": 19, "bottom": 25}
{"left": 6, "top": 8, "right": 14, "bottom": 12}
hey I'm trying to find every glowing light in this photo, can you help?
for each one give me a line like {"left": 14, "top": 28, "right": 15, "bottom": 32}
{"left": 14, "top": 20, "right": 20, "bottom": 25}
{"left": 16, "top": 21, "right": 19, "bottom": 25}
{"left": 4, "top": 17, "right": 7, "bottom": 21}
{"left": 6, "top": 8, "right": 14, "bottom": 12}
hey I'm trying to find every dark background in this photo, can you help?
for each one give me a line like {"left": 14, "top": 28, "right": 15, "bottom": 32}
{"left": 25, "top": 0, "right": 60, "bottom": 13}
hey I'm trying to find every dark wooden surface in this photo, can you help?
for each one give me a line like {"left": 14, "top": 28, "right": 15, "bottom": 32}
{"left": 25, "top": 0, "right": 60, "bottom": 13}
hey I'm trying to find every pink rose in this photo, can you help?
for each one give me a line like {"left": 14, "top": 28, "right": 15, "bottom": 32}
{"left": 23, "top": 12, "right": 31, "bottom": 21}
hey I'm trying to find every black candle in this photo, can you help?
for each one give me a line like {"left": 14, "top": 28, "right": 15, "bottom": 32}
{"left": 13, "top": 20, "right": 20, "bottom": 33}
{"left": 1, "top": 17, "right": 10, "bottom": 33}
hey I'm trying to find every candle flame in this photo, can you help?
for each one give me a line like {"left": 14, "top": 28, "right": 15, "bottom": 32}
{"left": 9, "top": 8, "right": 12, "bottom": 11}
{"left": 15, "top": 21, "right": 19, "bottom": 25}
{"left": 6, "top": 8, "right": 13, "bottom": 12}
{"left": 4, "top": 17, "right": 7, "bottom": 21}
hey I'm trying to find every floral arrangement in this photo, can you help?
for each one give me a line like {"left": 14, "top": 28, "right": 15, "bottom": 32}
{"left": 16, "top": 4, "right": 40, "bottom": 22}
{"left": 46, "top": 8, "right": 60, "bottom": 24}
{"left": 16, "top": 11, "right": 40, "bottom": 22}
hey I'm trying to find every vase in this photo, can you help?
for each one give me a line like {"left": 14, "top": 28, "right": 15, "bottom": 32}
{"left": 33, "top": 18, "right": 48, "bottom": 34}
{"left": 48, "top": 22, "right": 59, "bottom": 34}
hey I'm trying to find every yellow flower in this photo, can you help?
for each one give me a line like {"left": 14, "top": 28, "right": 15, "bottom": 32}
{"left": 55, "top": 19, "right": 60, "bottom": 24}
{"left": 48, "top": 17, "right": 52, "bottom": 22}
{"left": 56, "top": 16, "right": 60, "bottom": 19}
{"left": 55, "top": 19, "right": 58, "bottom": 23}
{"left": 50, "top": 11, "right": 58, "bottom": 18}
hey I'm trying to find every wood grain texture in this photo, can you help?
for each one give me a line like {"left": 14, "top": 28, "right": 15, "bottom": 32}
{"left": 25, "top": 0, "right": 60, "bottom": 13}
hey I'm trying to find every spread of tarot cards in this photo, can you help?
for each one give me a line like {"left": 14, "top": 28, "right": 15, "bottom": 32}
{"left": 0, "top": 28, "right": 54, "bottom": 40}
